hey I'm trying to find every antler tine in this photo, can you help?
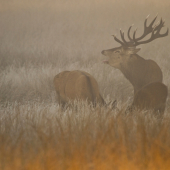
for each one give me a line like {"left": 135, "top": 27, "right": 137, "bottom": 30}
{"left": 134, "top": 21, "right": 168, "bottom": 46}
{"left": 156, "top": 19, "right": 163, "bottom": 30}
{"left": 158, "top": 28, "right": 169, "bottom": 37}
{"left": 152, "top": 18, "right": 165, "bottom": 35}
{"left": 112, "top": 34, "right": 124, "bottom": 45}
{"left": 164, "top": 28, "right": 169, "bottom": 36}
{"left": 144, "top": 15, "right": 148, "bottom": 28}
{"left": 120, "top": 29, "right": 128, "bottom": 43}
{"left": 152, "top": 18, "right": 165, "bottom": 33}
{"left": 134, "top": 15, "right": 158, "bottom": 42}
{"left": 128, "top": 25, "right": 133, "bottom": 41}
{"left": 148, "top": 15, "right": 157, "bottom": 29}
{"left": 154, "top": 19, "right": 169, "bottom": 37}
{"left": 162, "top": 20, "right": 166, "bottom": 27}
{"left": 153, "top": 20, "right": 160, "bottom": 29}
{"left": 133, "top": 28, "right": 138, "bottom": 42}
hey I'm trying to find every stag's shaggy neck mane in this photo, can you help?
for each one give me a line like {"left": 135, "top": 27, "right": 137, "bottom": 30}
{"left": 119, "top": 54, "right": 163, "bottom": 94}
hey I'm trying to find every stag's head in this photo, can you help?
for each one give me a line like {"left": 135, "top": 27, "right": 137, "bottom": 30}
{"left": 102, "top": 46, "right": 140, "bottom": 68}
{"left": 102, "top": 15, "right": 169, "bottom": 69}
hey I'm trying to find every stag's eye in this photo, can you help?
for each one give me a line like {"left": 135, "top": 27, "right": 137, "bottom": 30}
{"left": 114, "top": 50, "right": 120, "bottom": 54}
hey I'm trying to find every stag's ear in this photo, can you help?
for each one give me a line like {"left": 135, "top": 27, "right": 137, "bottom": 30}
{"left": 126, "top": 48, "right": 141, "bottom": 55}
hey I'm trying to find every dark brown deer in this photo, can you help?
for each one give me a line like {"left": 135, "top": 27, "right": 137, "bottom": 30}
{"left": 101, "top": 16, "right": 168, "bottom": 114}
{"left": 54, "top": 70, "right": 106, "bottom": 107}
{"left": 131, "top": 82, "right": 168, "bottom": 116}
{"left": 101, "top": 15, "right": 168, "bottom": 95}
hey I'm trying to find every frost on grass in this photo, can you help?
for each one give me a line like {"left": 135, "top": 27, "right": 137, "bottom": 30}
{"left": 0, "top": 0, "right": 170, "bottom": 169}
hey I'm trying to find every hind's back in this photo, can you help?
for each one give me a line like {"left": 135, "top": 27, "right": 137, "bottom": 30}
{"left": 54, "top": 70, "right": 104, "bottom": 106}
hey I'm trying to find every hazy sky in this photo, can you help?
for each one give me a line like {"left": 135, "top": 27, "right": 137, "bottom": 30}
{"left": 1, "top": 0, "right": 170, "bottom": 12}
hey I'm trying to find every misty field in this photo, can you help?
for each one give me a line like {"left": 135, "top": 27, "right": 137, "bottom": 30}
{"left": 0, "top": 0, "right": 170, "bottom": 169}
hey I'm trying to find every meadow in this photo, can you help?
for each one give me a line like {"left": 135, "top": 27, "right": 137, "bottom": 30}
{"left": 0, "top": 0, "right": 170, "bottom": 169}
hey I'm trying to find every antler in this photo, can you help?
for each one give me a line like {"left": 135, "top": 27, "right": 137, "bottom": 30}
{"left": 113, "top": 15, "right": 169, "bottom": 47}
{"left": 112, "top": 31, "right": 134, "bottom": 47}
{"left": 132, "top": 16, "right": 169, "bottom": 46}
{"left": 112, "top": 34, "right": 124, "bottom": 46}
{"left": 128, "top": 15, "right": 157, "bottom": 41}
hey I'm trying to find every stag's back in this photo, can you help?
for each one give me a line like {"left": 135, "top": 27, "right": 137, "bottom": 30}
{"left": 53, "top": 70, "right": 104, "bottom": 106}
{"left": 132, "top": 82, "right": 168, "bottom": 115}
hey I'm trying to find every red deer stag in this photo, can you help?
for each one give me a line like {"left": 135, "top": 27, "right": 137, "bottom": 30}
{"left": 101, "top": 15, "right": 168, "bottom": 95}
{"left": 102, "top": 16, "right": 168, "bottom": 114}
{"left": 54, "top": 70, "right": 105, "bottom": 107}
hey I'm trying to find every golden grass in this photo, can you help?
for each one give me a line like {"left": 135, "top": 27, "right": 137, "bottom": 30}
{"left": 2, "top": 144, "right": 170, "bottom": 170}
{"left": 0, "top": 102, "right": 170, "bottom": 170}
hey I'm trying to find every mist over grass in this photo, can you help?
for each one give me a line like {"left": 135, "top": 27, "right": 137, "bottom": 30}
{"left": 0, "top": 0, "right": 170, "bottom": 104}
{"left": 0, "top": 0, "right": 170, "bottom": 169}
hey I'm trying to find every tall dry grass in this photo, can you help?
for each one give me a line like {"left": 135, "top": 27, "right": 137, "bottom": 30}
{"left": 0, "top": 0, "right": 170, "bottom": 169}
{"left": 0, "top": 102, "right": 170, "bottom": 170}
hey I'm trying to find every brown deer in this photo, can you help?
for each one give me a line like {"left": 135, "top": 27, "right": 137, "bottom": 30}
{"left": 101, "top": 15, "right": 168, "bottom": 95}
{"left": 53, "top": 70, "right": 106, "bottom": 107}
{"left": 131, "top": 82, "right": 168, "bottom": 116}
{"left": 101, "top": 16, "right": 168, "bottom": 114}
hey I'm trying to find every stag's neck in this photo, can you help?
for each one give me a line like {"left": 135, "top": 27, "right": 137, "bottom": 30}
{"left": 119, "top": 54, "right": 149, "bottom": 93}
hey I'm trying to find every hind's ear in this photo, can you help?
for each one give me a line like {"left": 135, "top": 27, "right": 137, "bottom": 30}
{"left": 126, "top": 48, "right": 141, "bottom": 55}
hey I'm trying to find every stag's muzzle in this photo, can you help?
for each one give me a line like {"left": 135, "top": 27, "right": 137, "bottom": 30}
{"left": 101, "top": 50, "right": 109, "bottom": 64}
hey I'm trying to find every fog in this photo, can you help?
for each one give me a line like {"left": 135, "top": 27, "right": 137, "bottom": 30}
{"left": 0, "top": 0, "right": 170, "bottom": 103}
{"left": 0, "top": 0, "right": 169, "bottom": 54}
